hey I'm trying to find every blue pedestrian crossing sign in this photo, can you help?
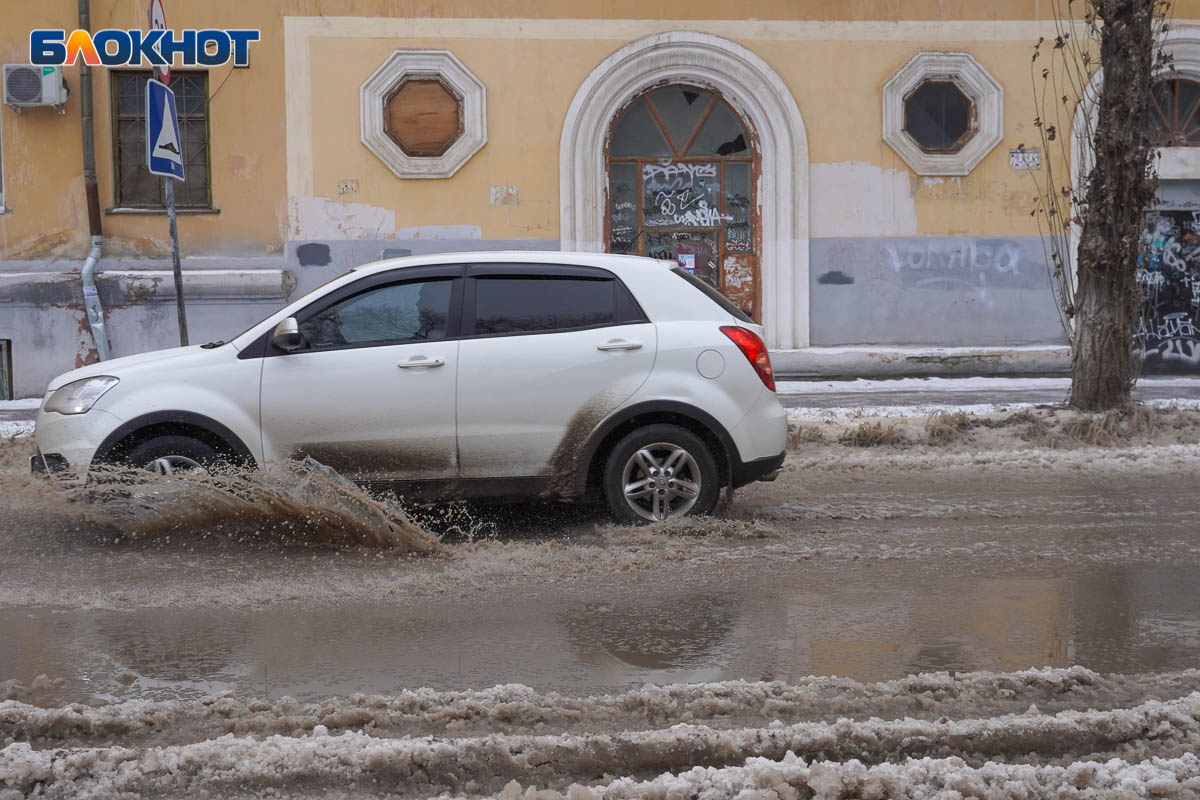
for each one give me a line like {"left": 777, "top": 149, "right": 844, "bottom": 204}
{"left": 146, "top": 78, "right": 184, "bottom": 181}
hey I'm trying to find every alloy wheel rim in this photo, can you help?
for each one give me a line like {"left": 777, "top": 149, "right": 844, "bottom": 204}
{"left": 148, "top": 455, "right": 207, "bottom": 476}
{"left": 620, "top": 442, "right": 701, "bottom": 521}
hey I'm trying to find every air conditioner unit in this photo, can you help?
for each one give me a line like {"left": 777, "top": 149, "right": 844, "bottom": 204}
{"left": 4, "top": 65, "right": 68, "bottom": 113}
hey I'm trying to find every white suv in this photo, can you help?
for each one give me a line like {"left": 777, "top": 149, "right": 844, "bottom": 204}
{"left": 32, "top": 252, "right": 786, "bottom": 522}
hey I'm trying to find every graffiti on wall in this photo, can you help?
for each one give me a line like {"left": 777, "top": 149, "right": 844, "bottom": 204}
{"left": 808, "top": 236, "right": 1066, "bottom": 347}
{"left": 882, "top": 240, "right": 1024, "bottom": 276}
{"left": 1138, "top": 210, "right": 1200, "bottom": 373}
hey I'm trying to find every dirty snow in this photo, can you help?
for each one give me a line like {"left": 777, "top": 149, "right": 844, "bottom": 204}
{"left": 776, "top": 376, "right": 1200, "bottom": 394}
{"left": 0, "top": 422, "right": 31, "bottom": 439}
{"left": 0, "top": 399, "right": 41, "bottom": 411}
{"left": 3, "top": 668, "right": 1200, "bottom": 798}
{"left": 786, "top": 397, "right": 1200, "bottom": 419}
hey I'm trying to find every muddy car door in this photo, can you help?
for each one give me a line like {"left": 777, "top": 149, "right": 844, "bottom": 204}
{"left": 258, "top": 267, "right": 463, "bottom": 482}
{"left": 455, "top": 264, "right": 656, "bottom": 479}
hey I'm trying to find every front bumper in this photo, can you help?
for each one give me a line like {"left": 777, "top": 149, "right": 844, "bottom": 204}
{"left": 31, "top": 406, "right": 123, "bottom": 477}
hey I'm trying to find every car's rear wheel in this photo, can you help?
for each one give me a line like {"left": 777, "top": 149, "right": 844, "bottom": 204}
{"left": 124, "top": 435, "right": 222, "bottom": 475}
{"left": 602, "top": 424, "right": 720, "bottom": 523}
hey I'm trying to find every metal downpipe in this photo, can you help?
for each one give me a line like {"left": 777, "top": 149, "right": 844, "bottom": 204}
{"left": 80, "top": 235, "right": 109, "bottom": 361}
{"left": 78, "top": 0, "right": 108, "bottom": 360}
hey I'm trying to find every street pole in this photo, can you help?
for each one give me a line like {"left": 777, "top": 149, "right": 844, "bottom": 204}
{"left": 164, "top": 177, "right": 188, "bottom": 346}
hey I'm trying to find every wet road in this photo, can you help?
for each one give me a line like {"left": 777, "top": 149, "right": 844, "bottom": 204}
{"left": 2, "top": 436, "right": 1199, "bottom": 705}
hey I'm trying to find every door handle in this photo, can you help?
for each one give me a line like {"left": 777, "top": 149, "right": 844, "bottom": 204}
{"left": 597, "top": 340, "right": 643, "bottom": 351}
{"left": 397, "top": 357, "right": 445, "bottom": 368}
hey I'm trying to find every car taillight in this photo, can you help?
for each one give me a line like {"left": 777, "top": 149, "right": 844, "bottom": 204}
{"left": 720, "top": 326, "right": 775, "bottom": 391}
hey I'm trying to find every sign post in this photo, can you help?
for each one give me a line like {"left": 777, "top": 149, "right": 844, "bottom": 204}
{"left": 146, "top": 77, "right": 187, "bottom": 346}
{"left": 145, "top": 0, "right": 189, "bottom": 346}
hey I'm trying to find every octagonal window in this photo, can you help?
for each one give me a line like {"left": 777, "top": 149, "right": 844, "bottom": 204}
{"left": 903, "top": 81, "right": 974, "bottom": 153}
{"left": 385, "top": 78, "right": 464, "bottom": 157}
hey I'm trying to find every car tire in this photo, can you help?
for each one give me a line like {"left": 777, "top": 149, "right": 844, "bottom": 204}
{"left": 124, "top": 435, "right": 224, "bottom": 475}
{"left": 602, "top": 424, "right": 721, "bottom": 524}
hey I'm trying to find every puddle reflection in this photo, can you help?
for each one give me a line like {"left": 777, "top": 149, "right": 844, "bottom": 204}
{"left": 2, "top": 565, "right": 1198, "bottom": 702}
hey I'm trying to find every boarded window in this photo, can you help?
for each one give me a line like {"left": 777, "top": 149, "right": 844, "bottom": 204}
{"left": 112, "top": 71, "right": 211, "bottom": 208}
{"left": 385, "top": 78, "right": 463, "bottom": 157}
{"left": 903, "top": 81, "right": 974, "bottom": 153}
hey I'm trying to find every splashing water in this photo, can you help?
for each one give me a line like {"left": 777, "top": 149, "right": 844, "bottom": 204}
{"left": 42, "top": 456, "right": 443, "bottom": 552}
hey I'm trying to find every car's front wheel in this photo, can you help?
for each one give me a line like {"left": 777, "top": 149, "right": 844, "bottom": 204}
{"left": 602, "top": 424, "right": 720, "bottom": 523}
{"left": 124, "top": 435, "right": 223, "bottom": 475}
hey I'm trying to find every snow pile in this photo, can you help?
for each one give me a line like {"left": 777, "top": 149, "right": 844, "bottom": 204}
{"left": 4, "top": 670, "right": 1200, "bottom": 798}
{"left": 0, "top": 422, "right": 31, "bottom": 439}
{"left": 787, "top": 397, "right": 1200, "bottom": 419}
{"left": 787, "top": 442, "right": 1200, "bottom": 472}
{"left": 530, "top": 752, "right": 1200, "bottom": 799}
{"left": 777, "top": 375, "right": 1200, "bottom": 395}
{"left": 13, "top": 666, "right": 1200, "bottom": 747}
{"left": 0, "top": 399, "right": 39, "bottom": 439}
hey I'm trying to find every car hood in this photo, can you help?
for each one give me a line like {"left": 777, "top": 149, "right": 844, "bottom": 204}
{"left": 45, "top": 343, "right": 236, "bottom": 392}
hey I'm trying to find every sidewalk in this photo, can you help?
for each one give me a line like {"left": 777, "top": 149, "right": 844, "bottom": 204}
{"left": 772, "top": 346, "right": 1070, "bottom": 380}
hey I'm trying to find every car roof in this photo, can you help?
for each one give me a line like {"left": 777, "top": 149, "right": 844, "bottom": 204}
{"left": 349, "top": 250, "right": 675, "bottom": 279}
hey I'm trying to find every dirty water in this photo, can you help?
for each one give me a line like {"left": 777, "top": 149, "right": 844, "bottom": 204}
{"left": 2, "top": 422, "right": 1200, "bottom": 703}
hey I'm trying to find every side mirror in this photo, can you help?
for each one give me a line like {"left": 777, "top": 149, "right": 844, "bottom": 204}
{"left": 271, "top": 317, "right": 303, "bottom": 352}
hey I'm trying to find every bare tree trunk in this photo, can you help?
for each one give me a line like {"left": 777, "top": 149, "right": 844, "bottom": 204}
{"left": 1070, "top": 0, "right": 1159, "bottom": 411}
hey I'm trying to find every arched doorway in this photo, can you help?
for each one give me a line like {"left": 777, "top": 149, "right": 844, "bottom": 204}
{"left": 1072, "top": 29, "right": 1200, "bottom": 372}
{"left": 605, "top": 84, "right": 759, "bottom": 318}
{"left": 559, "top": 32, "right": 809, "bottom": 349}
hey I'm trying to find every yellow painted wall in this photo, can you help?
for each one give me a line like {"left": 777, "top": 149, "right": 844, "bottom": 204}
{"left": 3, "top": 0, "right": 1200, "bottom": 259}
{"left": 301, "top": 29, "right": 1071, "bottom": 242}
{"left": 0, "top": 0, "right": 288, "bottom": 259}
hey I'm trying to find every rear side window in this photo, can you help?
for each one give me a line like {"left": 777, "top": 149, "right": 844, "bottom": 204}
{"left": 671, "top": 266, "right": 753, "bottom": 323}
{"left": 473, "top": 276, "right": 633, "bottom": 335}
{"left": 300, "top": 278, "right": 453, "bottom": 349}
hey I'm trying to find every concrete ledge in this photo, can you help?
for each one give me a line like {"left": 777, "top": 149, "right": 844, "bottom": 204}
{"left": 99, "top": 270, "right": 296, "bottom": 303}
{"left": 0, "top": 268, "right": 295, "bottom": 306}
{"left": 0, "top": 256, "right": 287, "bottom": 274}
{"left": 772, "top": 346, "right": 1071, "bottom": 379}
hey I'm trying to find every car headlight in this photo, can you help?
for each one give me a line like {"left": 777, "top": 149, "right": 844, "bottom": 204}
{"left": 44, "top": 376, "right": 120, "bottom": 415}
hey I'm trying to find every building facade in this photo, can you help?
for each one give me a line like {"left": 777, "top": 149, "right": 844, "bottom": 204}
{"left": 1, "top": 1, "right": 1199, "bottom": 398}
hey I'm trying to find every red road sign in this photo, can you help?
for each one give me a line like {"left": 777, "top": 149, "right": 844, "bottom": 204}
{"left": 148, "top": 0, "right": 169, "bottom": 83}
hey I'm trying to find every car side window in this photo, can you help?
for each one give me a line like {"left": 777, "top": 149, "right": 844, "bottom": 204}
{"left": 300, "top": 279, "right": 453, "bottom": 349}
{"left": 473, "top": 276, "right": 621, "bottom": 335}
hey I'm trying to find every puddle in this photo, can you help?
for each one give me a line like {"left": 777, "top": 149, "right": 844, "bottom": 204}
{"left": 3, "top": 565, "right": 1200, "bottom": 705}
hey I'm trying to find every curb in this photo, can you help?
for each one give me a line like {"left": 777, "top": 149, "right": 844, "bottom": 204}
{"left": 771, "top": 346, "right": 1071, "bottom": 380}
